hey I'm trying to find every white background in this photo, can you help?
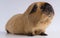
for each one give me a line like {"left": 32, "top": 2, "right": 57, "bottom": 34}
{"left": 0, "top": 0, "right": 60, "bottom": 38}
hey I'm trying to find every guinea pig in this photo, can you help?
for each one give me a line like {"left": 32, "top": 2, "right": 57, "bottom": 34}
{"left": 5, "top": 2, "right": 55, "bottom": 36}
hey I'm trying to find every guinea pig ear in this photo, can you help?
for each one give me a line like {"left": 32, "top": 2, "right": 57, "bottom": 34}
{"left": 29, "top": 4, "right": 37, "bottom": 14}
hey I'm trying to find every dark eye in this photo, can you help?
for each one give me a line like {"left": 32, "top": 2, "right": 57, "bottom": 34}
{"left": 29, "top": 4, "right": 37, "bottom": 14}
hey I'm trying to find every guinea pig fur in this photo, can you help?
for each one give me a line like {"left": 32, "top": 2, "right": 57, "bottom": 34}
{"left": 5, "top": 2, "right": 55, "bottom": 36}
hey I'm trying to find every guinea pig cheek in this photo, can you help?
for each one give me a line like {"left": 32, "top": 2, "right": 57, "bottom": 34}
{"left": 41, "top": 14, "right": 48, "bottom": 21}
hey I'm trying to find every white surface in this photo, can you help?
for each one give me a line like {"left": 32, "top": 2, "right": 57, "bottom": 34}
{"left": 0, "top": 31, "right": 60, "bottom": 38}
{"left": 0, "top": 0, "right": 60, "bottom": 38}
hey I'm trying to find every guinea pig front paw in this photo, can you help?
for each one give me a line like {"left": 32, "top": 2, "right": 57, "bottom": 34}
{"left": 39, "top": 32, "right": 47, "bottom": 36}
{"left": 27, "top": 33, "right": 34, "bottom": 36}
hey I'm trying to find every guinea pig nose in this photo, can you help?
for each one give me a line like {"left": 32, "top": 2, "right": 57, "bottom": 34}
{"left": 41, "top": 3, "right": 53, "bottom": 12}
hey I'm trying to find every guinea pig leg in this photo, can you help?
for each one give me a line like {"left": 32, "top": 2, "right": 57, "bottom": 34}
{"left": 34, "top": 30, "right": 41, "bottom": 35}
{"left": 26, "top": 31, "right": 36, "bottom": 36}
{"left": 35, "top": 29, "right": 47, "bottom": 36}
{"left": 39, "top": 32, "right": 47, "bottom": 36}
{"left": 26, "top": 32, "right": 34, "bottom": 36}
{"left": 39, "top": 30, "right": 47, "bottom": 36}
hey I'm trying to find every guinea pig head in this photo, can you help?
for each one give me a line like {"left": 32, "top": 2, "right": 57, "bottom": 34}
{"left": 25, "top": 2, "right": 55, "bottom": 25}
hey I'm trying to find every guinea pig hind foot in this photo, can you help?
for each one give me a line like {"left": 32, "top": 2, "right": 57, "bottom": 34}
{"left": 6, "top": 30, "right": 10, "bottom": 33}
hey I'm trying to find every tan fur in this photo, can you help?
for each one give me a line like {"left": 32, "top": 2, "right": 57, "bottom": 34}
{"left": 5, "top": 2, "right": 54, "bottom": 35}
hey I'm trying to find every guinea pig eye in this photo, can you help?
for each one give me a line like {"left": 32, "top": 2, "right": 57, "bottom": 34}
{"left": 29, "top": 4, "right": 37, "bottom": 14}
